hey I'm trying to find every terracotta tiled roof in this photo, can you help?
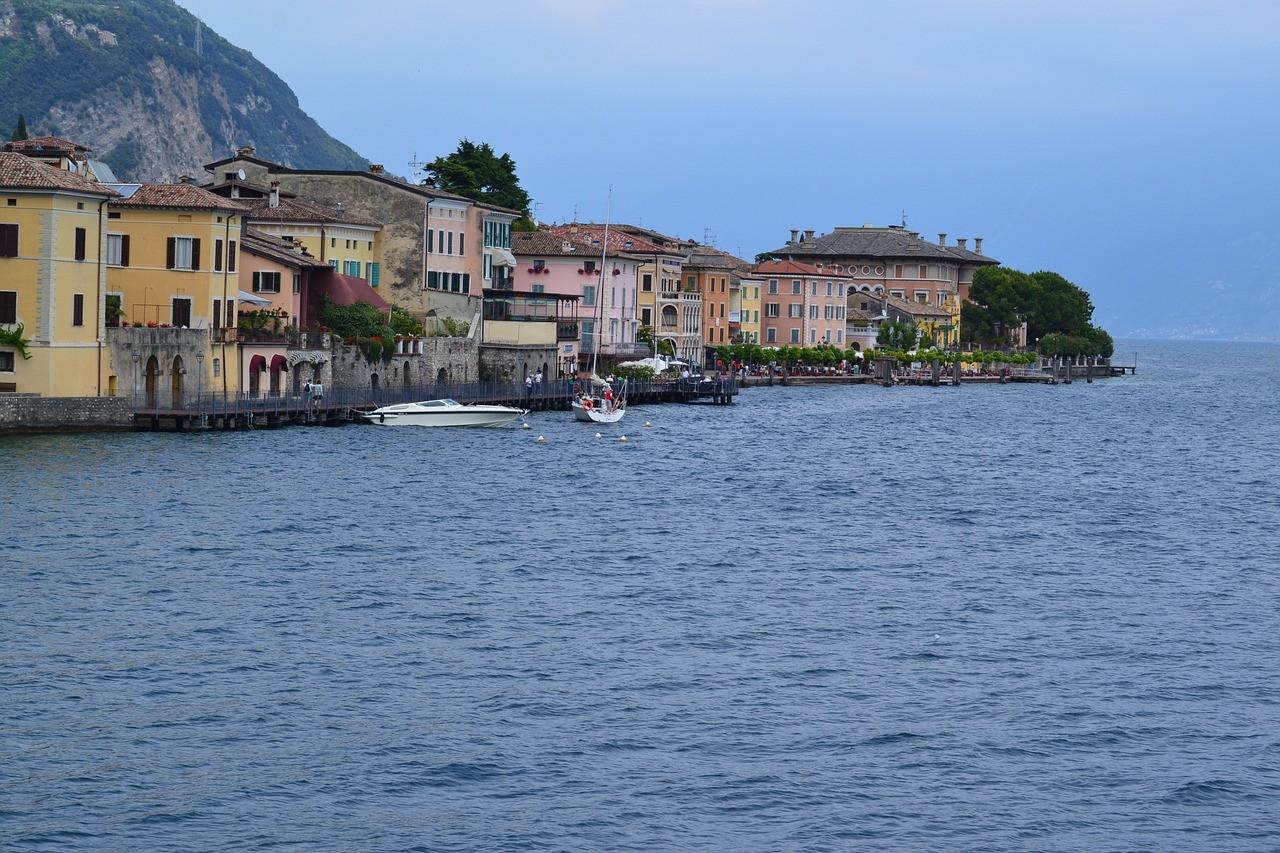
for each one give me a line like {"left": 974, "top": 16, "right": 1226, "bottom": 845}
{"left": 512, "top": 230, "right": 597, "bottom": 257}
{"left": 241, "top": 228, "right": 326, "bottom": 268}
{"left": 241, "top": 196, "right": 379, "bottom": 228}
{"left": 544, "top": 223, "right": 669, "bottom": 256}
{"left": 752, "top": 258, "right": 852, "bottom": 277}
{"left": 110, "top": 182, "right": 251, "bottom": 212}
{"left": 3, "top": 135, "right": 91, "bottom": 154}
{"left": 0, "top": 152, "right": 119, "bottom": 195}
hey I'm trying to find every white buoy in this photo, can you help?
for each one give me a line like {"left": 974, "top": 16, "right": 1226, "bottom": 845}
{"left": 535, "top": 435, "right": 546, "bottom": 443}
{"left": 619, "top": 435, "right": 628, "bottom": 442}
{"left": 644, "top": 421, "right": 652, "bottom": 428}
{"left": 595, "top": 432, "right": 603, "bottom": 439}
{"left": 522, "top": 422, "right": 531, "bottom": 430}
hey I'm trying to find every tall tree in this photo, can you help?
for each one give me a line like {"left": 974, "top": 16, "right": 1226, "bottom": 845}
{"left": 10, "top": 113, "right": 28, "bottom": 141}
{"left": 426, "top": 139, "right": 531, "bottom": 218}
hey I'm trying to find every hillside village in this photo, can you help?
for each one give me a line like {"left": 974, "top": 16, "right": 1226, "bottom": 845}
{"left": 0, "top": 134, "right": 1003, "bottom": 409}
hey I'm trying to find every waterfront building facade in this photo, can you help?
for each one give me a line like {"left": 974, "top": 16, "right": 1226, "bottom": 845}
{"left": 754, "top": 259, "right": 850, "bottom": 347}
{"left": 0, "top": 152, "right": 119, "bottom": 397}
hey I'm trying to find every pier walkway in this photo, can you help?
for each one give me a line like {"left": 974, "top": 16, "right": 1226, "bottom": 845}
{"left": 130, "top": 376, "right": 739, "bottom": 432}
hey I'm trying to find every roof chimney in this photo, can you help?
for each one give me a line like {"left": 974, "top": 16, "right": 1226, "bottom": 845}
{"left": 804, "top": 229, "right": 815, "bottom": 242}
{"left": 974, "top": 237, "right": 983, "bottom": 255}
{"left": 336, "top": 201, "right": 345, "bottom": 220}
{"left": 269, "top": 181, "right": 280, "bottom": 209}
{"left": 790, "top": 229, "right": 799, "bottom": 245}
{"left": 369, "top": 164, "right": 384, "bottom": 175}
{"left": 236, "top": 146, "right": 254, "bottom": 157}
{"left": 938, "top": 233, "right": 947, "bottom": 246}
{"left": 956, "top": 238, "right": 967, "bottom": 250}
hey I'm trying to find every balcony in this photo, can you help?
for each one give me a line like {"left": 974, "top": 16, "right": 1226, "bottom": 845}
{"left": 557, "top": 322, "right": 579, "bottom": 341}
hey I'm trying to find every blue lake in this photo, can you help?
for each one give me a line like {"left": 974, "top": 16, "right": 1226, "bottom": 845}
{"left": 3, "top": 339, "right": 1279, "bottom": 851}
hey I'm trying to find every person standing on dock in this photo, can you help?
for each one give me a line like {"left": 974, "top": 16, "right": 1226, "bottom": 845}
{"left": 535, "top": 369, "right": 542, "bottom": 392}
{"left": 525, "top": 374, "right": 533, "bottom": 400}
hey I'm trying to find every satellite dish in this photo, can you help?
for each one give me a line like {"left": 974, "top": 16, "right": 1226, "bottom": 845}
{"left": 237, "top": 169, "right": 246, "bottom": 180}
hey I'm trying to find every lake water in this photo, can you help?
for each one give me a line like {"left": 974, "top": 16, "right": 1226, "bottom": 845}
{"left": 3, "top": 339, "right": 1279, "bottom": 851}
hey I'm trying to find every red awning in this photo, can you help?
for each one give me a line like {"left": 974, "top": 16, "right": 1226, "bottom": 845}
{"left": 248, "top": 354, "right": 267, "bottom": 372}
{"left": 270, "top": 354, "right": 289, "bottom": 372}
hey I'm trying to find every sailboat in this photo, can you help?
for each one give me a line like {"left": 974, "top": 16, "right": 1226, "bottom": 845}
{"left": 571, "top": 191, "right": 627, "bottom": 424}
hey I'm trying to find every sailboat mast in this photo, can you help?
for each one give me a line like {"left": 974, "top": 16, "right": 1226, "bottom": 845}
{"left": 593, "top": 189, "right": 611, "bottom": 376}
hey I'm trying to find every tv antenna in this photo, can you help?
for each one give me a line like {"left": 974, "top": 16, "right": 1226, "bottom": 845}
{"left": 901, "top": 210, "right": 908, "bottom": 227}
{"left": 408, "top": 153, "right": 430, "bottom": 184}
{"left": 194, "top": 17, "right": 203, "bottom": 56}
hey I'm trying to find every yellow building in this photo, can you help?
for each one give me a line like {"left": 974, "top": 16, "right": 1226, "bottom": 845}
{"left": 0, "top": 152, "right": 119, "bottom": 397}
{"left": 105, "top": 183, "right": 250, "bottom": 397}
{"left": 737, "top": 270, "right": 762, "bottom": 345}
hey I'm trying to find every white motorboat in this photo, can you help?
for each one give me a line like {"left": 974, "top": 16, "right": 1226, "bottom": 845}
{"left": 362, "top": 399, "right": 526, "bottom": 428}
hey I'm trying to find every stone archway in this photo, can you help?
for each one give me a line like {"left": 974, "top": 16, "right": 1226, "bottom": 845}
{"left": 145, "top": 356, "right": 160, "bottom": 409}
{"left": 171, "top": 355, "right": 184, "bottom": 406}
{"left": 403, "top": 360, "right": 412, "bottom": 386}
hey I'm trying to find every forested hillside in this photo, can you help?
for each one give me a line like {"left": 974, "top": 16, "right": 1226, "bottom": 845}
{"left": 0, "top": 0, "right": 366, "bottom": 179}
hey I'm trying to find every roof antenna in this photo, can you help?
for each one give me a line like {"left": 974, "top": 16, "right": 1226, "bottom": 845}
{"left": 901, "top": 210, "right": 908, "bottom": 228}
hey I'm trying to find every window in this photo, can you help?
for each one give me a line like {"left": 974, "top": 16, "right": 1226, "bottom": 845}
{"left": 171, "top": 297, "right": 192, "bottom": 329}
{"left": 533, "top": 260, "right": 546, "bottom": 272}
{"left": 788, "top": 304, "right": 803, "bottom": 318}
{"left": 790, "top": 328, "right": 800, "bottom": 343}
{"left": 73, "top": 294, "right": 84, "bottom": 326}
{"left": 768, "top": 279, "right": 778, "bottom": 294}
{"left": 811, "top": 281, "right": 817, "bottom": 296}
{"left": 642, "top": 273, "right": 652, "bottom": 292}
{"left": 837, "top": 330, "right": 843, "bottom": 344}
{"left": 792, "top": 280, "right": 801, "bottom": 294}
{"left": 228, "top": 240, "right": 237, "bottom": 272}
{"left": 0, "top": 351, "right": 13, "bottom": 371}
{"left": 428, "top": 229, "right": 434, "bottom": 253}
{"left": 293, "top": 274, "right": 302, "bottom": 294}
{"left": 214, "top": 238, "right": 224, "bottom": 272}
{"left": 919, "top": 265, "right": 927, "bottom": 278}
{"left": 0, "top": 290, "right": 15, "bottom": 323}
{"left": 583, "top": 261, "right": 596, "bottom": 274}
{"left": 582, "top": 285, "right": 596, "bottom": 307}
{"left": 0, "top": 224, "right": 18, "bottom": 257}
{"left": 166, "top": 236, "right": 200, "bottom": 270}
{"left": 827, "top": 282, "right": 833, "bottom": 296}
{"left": 641, "top": 307, "right": 651, "bottom": 325}
{"left": 447, "top": 232, "right": 453, "bottom": 255}
{"left": 824, "top": 305, "right": 834, "bottom": 319}
{"left": 459, "top": 233, "right": 464, "bottom": 256}
{"left": 915, "top": 290, "right": 929, "bottom": 304}
{"left": 74, "top": 228, "right": 87, "bottom": 261}
{"left": 766, "top": 328, "right": 777, "bottom": 343}
{"left": 765, "top": 302, "right": 779, "bottom": 317}
{"left": 531, "top": 283, "right": 545, "bottom": 294}
{"left": 252, "top": 271, "right": 282, "bottom": 293}
{"left": 427, "top": 270, "right": 439, "bottom": 289}
{"left": 107, "top": 234, "right": 130, "bottom": 266}
{"left": 895, "top": 264, "right": 903, "bottom": 278}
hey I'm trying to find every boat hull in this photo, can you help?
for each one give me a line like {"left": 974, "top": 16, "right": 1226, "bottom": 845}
{"left": 362, "top": 400, "right": 525, "bottom": 428}
{"left": 572, "top": 398, "right": 625, "bottom": 423}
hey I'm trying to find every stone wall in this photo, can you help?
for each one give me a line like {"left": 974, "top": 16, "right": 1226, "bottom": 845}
{"left": 479, "top": 344, "right": 559, "bottom": 386}
{"left": 0, "top": 394, "right": 133, "bottom": 434}
{"left": 329, "top": 336, "right": 479, "bottom": 390}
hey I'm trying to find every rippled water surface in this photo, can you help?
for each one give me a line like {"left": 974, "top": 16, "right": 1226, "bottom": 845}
{"left": 4, "top": 340, "right": 1280, "bottom": 851}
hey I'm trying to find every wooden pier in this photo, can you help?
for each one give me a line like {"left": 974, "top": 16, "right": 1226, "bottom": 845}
{"left": 130, "top": 376, "right": 739, "bottom": 432}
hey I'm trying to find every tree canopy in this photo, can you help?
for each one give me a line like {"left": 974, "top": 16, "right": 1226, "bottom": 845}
{"left": 426, "top": 139, "right": 532, "bottom": 221}
{"left": 962, "top": 265, "right": 1112, "bottom": 356}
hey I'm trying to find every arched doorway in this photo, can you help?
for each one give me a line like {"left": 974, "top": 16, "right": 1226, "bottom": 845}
{"left": 248, "top": 355, "right": 266, "bottom": 396}
{"left": 270, "top": 354, "right": 288, "bottom": 397}
{"left": 403, "top": 360, "right": 411, "bottom": 386}
{"left": 171, "top": 356, "right": 184, "bottom": 406}
{"left": 436, "top": 367, "right": 447, "bottom": 383}
{"left": 145, "top": 356, "right": 160, "bottom": 409}
{"left": 371, "top": 373, "right": 380, "bottom": 389}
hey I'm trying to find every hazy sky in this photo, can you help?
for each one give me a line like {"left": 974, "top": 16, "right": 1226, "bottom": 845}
{"left": 175, "top": 0, "right": 1280, "bottom": 340}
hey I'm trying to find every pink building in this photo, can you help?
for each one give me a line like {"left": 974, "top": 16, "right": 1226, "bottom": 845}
{"left": 753, "top": 259, "right": 850, "bottom": 347}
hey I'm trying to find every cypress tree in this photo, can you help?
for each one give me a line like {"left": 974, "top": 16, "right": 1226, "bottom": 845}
{"left": 11, "top": 113, "right": 28, "bottom": 141}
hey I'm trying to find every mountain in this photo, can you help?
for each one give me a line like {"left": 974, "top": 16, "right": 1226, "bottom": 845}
{"left": 0, "top": 0, "right": 367, "bottom": 180}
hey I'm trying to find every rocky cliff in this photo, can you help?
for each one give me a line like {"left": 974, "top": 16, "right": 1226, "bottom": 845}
{"left": 0, "top": 0, "right": 366, "bottom": 180}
